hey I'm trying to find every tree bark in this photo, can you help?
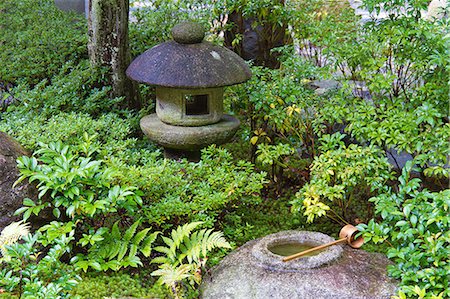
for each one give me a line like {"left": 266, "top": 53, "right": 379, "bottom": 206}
{"left": 224, "top": 1, "right": 291, "bottom": 69}
{"left": 88, "top": 0, "right": 141, "bottom": 109}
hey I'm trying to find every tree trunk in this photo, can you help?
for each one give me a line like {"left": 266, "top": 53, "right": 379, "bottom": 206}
{"left": 224, "top": 1, "right": 291, "bottom": 69}
{"left": 88, "top": 0, "right": 141, "bottom": 109}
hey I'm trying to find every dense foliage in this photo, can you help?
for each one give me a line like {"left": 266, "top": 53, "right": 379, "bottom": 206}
{"left": 0, "top": 0, "right": 87, "bottom": 85}
{"left": 359, "top": 161, "right": 450, "bottom": 299}
{"left": 0, "top": 0, "right": 448, "bottom": 298}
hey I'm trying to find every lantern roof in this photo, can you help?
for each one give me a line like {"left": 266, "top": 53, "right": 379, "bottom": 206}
{"left": 126, "top": 22, "right": 252, "bottom": 89}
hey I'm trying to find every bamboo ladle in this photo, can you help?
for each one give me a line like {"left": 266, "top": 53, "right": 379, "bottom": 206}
{"left": 282, "top": 224, "right": 364, "bottom": 262}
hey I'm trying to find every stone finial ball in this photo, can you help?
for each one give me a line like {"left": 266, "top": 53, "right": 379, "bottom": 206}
{"left": 172, "top": 21, "right": 205, "bottom": 44}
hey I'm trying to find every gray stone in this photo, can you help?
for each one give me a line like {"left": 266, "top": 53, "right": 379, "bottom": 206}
{"left": 126, "top": 37, "right": 251, "bottom": 88}
{"left": 386, "top": 148, "right": 414, "bottom": 171}
{"left": 54, "top": 0, "right": 87, "bottom": 16}
{"left": 155, "top": 87, "right": 224, "bottom": 126}
{"left": 308, "top": 79, "right": 342, "bottom": 96}
{"left": 0, "top": 133, "right": 38, "bottom": 231}
{"left": 172, "top": 21, "right": 205, "bottom": 44}
{"left": 308, "top": 79, "right": 342, "bottom": 91}
{"left": 201, "top": 230, "right": 398, "bottom": 299}
{"left": 128, "top": 21, "right": 251, "bottom": 160}
{"left": 140, "top": 114, "right": 240, "bottom": 150}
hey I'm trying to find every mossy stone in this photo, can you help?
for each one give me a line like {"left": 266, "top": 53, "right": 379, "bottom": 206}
{"left": 172, "top": 21, "right": 205, "bottom": 44}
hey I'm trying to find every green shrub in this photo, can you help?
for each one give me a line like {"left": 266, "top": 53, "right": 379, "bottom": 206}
{"left": 0, "top": 0, "right": 87, "bottom": 85}
{"left": 0, "top": 110, "right": 140, "bottom": 157}
{"left": 226, "top": 51, "right": 321, "bottom": 178}
{"left": 71, "top": 271, "right": 167, "bottom": 299}
{"left": 358, "top": 161, "right": 450, "bottom": 299}
{"left": 151, "top": 222, "right": 231, "bottom": 298}
{"left": 291, "top": 134, "right": 393, "bottom": 224}
{"left": 15, "top": 140, "right": 158, "bottom": 272}
{"left": 110, "top": 145, "right": 267, "bottom": 228}
{"left": 0, "top": 229, "right": 80, "bottom": 299}
{"left": 312, "top": 0, "right": 449, "bottom": 180}
{"left": 11, "top": 60, "right": 120, "bottom": 118}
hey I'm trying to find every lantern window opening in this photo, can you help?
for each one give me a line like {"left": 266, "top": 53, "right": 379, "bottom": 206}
{"left": 184, "top": 94, "right": 210, "bottom": 115}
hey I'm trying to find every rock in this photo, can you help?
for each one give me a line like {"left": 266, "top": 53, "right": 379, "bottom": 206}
{"left": 307, "top": 79, "right": 341, "bottom": 96}
{"left": 201, "top": 231, "right": 398, "bottom": 299}
{"left": 54, "top": 0, "right": 87, "bottom": 16}
{"left": 171, "top": 21, "right": 205, "bottom": 44}
{"left": 386, "top": 148, "right": 414, "bottom": 171}
{"left": 0, "top": 132, "right": 38, "bottom": 231}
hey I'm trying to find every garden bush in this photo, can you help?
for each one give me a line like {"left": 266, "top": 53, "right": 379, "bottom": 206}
{"left": 70, "top": 271, "right": 167, "bottom": 299}
{"left": 15, "top": 140, "right": 159, "bottom": 272}
{"left": 0, "top": 224, "right": 80, "bottom": 299}
{"left": 10, "top": 60, "right": 118, "bottom": 118}
{"left": 358, "top": 161, "right": 450, "bottom": 298}
{"left": 109, "top": 145, "right": 267, "bottom": 228}
{"left": 0, "top": 111, "right": 141, "bottom": 158}
{"left": 291, "top": 134, "right": 393, "bottom": 224}
{"left": 1, "top": 0, "right": 449, "bottom": 298}
{"left": 0, "top": 0, "right": 87, "bottom": 86}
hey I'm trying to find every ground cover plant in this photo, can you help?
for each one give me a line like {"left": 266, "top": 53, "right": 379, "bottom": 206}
{"left": 0, "top": 0, "right": 449, "bottom": 298}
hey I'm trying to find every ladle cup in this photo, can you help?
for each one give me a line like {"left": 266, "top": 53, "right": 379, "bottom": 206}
{"left": 282, "top": 224, "right": 364, "bottom": 262}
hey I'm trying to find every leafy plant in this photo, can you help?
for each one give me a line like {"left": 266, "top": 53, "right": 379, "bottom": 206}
{"left": 0, "top": 0, "right": 87, "bottom": 85}
{"left": 10, "top": 60, "right": 120, "bottom": 118}
{"left": 0, "top": 228, "right": 80, "bottom": 299}
{"left": 292, "top": 135, "right": 393, "bottom": 224}
{"left": 228, "top": 53, "right": 319, "bottom": 167}
{"left": 14, "top": 139, "right": 156, "bottom": 272}
{"left": 312, "top": 0, "right": 449, "bottom": 179}
{"left": 358, "top": 161, "right": 450, "bottom": 298}
{"left": 71, "top": 220, "right": 158, "bottom": 272}
{"left": 256, "top": 143, "right": 294, "bottom": 185}
{"left": 151, "top": 222, "right": 231, "bottom": 298}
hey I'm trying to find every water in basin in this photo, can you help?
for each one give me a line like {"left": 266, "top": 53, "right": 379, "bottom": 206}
{"left": 268, "top": 243, "right": 324, "bottom": 257}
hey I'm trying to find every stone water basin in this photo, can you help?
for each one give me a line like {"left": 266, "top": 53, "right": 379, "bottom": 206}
{"left": 201, "top": 230, "right": 397, "bottom": 299}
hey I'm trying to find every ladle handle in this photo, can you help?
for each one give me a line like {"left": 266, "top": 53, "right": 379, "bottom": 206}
{"left": 282, "top": 238, "right": 347, "bottom": 262}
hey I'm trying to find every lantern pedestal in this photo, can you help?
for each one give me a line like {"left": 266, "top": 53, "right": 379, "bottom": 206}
{"left": 140, "top": 114, "right": 240, "bottom": 161}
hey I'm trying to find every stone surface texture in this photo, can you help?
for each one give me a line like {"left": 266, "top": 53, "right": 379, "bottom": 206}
{"left": 126, "top": 25, "right": 251, "bottom": 88}
{"left": 54, "top": 0, "right": 87, "bottom": 15}
{"left": 155, "top": 86, "right": 224, "bottom": 126}
{"left": 140, "top": 114, "right": 240, "bottom": 150}
{"left": 201, "top": 230, "right": 398, "bottom": 299}
{"left": 171, "top": 21, "right": 205, "bottom": 44}
{"left": 0, "top": 133, "right": 38, "bottom": 231}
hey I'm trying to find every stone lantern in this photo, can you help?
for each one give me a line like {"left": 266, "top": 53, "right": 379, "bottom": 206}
{"left": 127, "top": 22, "right": 251, "bottom": 160}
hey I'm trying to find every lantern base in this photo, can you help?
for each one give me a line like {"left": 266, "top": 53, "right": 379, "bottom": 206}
{"left": 140, "top": 113, "right": 240, "bottom": 157}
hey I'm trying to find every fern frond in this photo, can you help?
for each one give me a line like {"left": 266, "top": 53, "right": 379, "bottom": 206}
{"left": 151, "top": 256, "right": 171, "bottom": 265}
{"left": 132, "top": 228, "right": 151, "bottom": 245}
{"left": 202, "top": 230, "right": 231, "bottom": 258}
{"left": 140, "top": 232, "right": 159, "bottom": 257}
{"left": 108, "top": 242, "right": 121, "bottom": 259}
{"left": 111, "top": 221, "right": 121, "bottom": 240}
{"left": 154, "top": 246, "right": 173, "bottom": 258}
{"left": 181, "top": 229, "right": 231, "bottom": 265}
{"left": 171, "top": 221, "right": 203, "bottom": 250}
{"left": 151, "top": 264, "right": 195, "bottom": 287}
{"left": 0, "top": 221, "right": 31, "bottom": 257}
{"left": 117, "top": 242, "right": 128, "bottom": 261}
{"left": 123, "top": 221, "right": 140, "bottom": 243}
{"left": 128, "top": 244, "right": 138, "bottom": 258}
